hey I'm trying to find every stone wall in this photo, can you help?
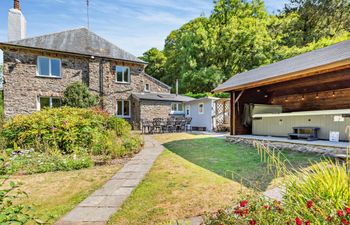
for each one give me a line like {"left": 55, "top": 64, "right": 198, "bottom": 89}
{"left": 226, "top": 136, "right": 348, "bottom": 156}
{"left": 2, "top": 47, "right": 171, "bottom": 123}
{"left": 140, "top": 100, "right": 172, "bottom": 121}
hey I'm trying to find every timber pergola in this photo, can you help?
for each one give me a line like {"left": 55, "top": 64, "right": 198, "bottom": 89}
{"left": 213, "top": 39, "right": 350, "bottom": 136}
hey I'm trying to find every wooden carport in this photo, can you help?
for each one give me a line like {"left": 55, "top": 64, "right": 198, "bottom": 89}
{"left": 213, "top": 39, "right": 350, "bottom": 136}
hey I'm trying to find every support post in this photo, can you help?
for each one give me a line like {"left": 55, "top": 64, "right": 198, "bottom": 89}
{"left": 230, "top": 91, "right": 236, "bottom": 136}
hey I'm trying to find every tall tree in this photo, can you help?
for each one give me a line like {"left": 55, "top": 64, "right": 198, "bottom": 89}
{"left": 139, "top": 48, "right": 166, "bottom": 81}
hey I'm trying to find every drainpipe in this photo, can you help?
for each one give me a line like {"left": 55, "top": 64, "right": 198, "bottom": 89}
{"left": 99, "top": 58, "right": 104, "bottom": 110}
{"left": 176, "top": 79, "right": 179, "bottom": 96}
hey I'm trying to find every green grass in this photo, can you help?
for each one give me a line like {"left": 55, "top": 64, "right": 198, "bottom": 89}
{"left": 163, "top": 136, "right": 323, "bottom": 191}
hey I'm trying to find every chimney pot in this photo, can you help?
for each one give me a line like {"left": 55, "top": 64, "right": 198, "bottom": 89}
{"left": 14, "top": 0, "right": 20, "bottom": 10}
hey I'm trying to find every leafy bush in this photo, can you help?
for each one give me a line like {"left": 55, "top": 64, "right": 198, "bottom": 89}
{"left": 0, "top": 157, "right": 38, "bottom": 224}
{"left": 185, "top": 92, "right": 230, "bottom": 99}
{"left": 63, "top": 82, "right": 97, "bottom": 108}
{"left": 2, "top": 107, "right": 107, "bottom": 154}
{"left": 3, "top": 151, "right": 93, "bottom": 175}
{"left": 107, "top": 117, "right": 132, "bottom": 137}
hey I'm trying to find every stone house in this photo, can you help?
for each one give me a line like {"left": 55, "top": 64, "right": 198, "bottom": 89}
{"left": 0, "top": 1, "right": 192, "bottom": 127}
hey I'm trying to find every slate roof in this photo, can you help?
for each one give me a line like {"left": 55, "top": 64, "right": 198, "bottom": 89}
{"left": 1, "top": 27, "right": 145, "bottom": 64}
{"left": 214, "top": 39, "right": 350, "bottom": 92}
{"left": 132, "top": 93, "right": 194, "bottom": 102}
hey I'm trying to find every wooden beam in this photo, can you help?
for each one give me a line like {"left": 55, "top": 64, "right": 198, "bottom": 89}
{"left": 230, "top": 91, "right": 236, "bottom": 136}
{"left": 235, "top": 90, "right": 245, "bottom": 103}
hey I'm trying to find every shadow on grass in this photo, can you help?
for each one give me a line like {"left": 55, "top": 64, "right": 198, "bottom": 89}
{"left": 163, "top": 137, "right": 323, "bottom": 191}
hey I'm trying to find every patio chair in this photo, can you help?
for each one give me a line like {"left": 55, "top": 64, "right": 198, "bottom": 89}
{"left": 141, "top": 119, "right": 153, "bottom": 134}
{"left": 153, "top": 118, "right": 164, "bottom": 133}
{"left": 185, "top": 117, "right": 192, "bottom": 132}
{"left": 165, "top": 118, "right": 176, "bottom": 133}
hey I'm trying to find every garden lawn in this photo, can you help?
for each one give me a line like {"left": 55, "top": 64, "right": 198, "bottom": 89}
{"left": 160, "top": 133, "right": 323, "bottom": 191}
{"left": 11, "top": 164, "right": 122, "bottom": 224}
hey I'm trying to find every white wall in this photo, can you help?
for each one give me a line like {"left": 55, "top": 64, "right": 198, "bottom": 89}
{"left": 186, "top": 99, "right": 216, "bottom": 131}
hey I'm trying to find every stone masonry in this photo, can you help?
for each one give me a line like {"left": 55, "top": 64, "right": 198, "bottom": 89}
{"left": 2, "top": 47, "right": 171, "bottom": 126}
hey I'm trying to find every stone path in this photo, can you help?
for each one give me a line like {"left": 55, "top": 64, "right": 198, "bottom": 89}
{"left": 56, "top": 135, "right": 164, "bottom": 225}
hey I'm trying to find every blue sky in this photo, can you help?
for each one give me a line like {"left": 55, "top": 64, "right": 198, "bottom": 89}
{"left": 0, "top": 0, "right": 288, "bottom": 63}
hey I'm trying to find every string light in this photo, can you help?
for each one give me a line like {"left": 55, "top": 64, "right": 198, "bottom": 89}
{"left": 301, "top": 95, "right": 305, "bottom": 101}
{"left": 332, "top": 91, "right": 336, "bottom": 97}
{"left": 316, "top": 93, "right": 319, "bottom": 99}
{"left": 285, "top": 97, "right": 289, "bottom": 102}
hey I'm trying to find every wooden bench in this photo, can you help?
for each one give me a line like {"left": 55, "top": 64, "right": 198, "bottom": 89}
{"left": 288, "top": 127, "right": 320, "bottom": 141}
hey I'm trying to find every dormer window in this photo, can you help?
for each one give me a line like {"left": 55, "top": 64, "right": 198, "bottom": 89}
{"left": 115, "top": 66, "right": 130, "bottom": 83}
{"left": 37, "top": 56, "right": 61, "bottom": 77}
{"left": 145, "top": 83, "right": 150, "bottom": 92}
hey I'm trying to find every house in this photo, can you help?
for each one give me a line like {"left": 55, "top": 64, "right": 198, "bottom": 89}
{"left": 0, "top": 1, "right": 192, "bottom": 127}
{"left": 184, "top": 97, "right": 223, "bottom": 132}
{"left": 214, "top": 39, "right": 350, "bottom": 142}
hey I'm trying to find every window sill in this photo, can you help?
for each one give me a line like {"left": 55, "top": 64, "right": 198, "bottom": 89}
{"left": 115, "top": 81, "right": 131, "bottom": 84}
{"left": 116, "top": 115, "right": 131, "bottom": 119}
{"left": 36, "top": 75, "right": 62, "bottom": 79}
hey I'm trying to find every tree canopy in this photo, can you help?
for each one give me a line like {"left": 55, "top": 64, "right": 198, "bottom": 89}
{"left": 140, "top": 0, "right": 350, "bottom": 93}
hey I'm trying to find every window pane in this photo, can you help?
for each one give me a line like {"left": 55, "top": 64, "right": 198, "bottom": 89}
{"left": 117, "top": 101, "right": 123, "bottom": 115}
{"left": 52, "top": 98, "right": 61, "bottom": 108}
{"left": 124, "top": 67, "right": 129, "bottom": 83}
{"left": 178, "top": 104, "right": 183, "bottom": 112}
{"left": 124, "top": 101, "right": 130, "bottom": 116}
{"left": 171, "top": 103, "right": 177, "bottom": 111}
{"left": 116, "top": 67, "right": 123, "bottom": 82}
{"left": 51, "top": 59, "right": 61, "bottom": 77}
{"left": 38, "top": 57, "right": 50, "bottom": 76}
{"left": 40, "top": 97, "right": 50, "bottom": 109}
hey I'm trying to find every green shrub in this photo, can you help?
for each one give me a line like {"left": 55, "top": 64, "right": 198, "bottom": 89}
{"left": 63, "top": 82, "right": 97, "bottom": 108}
{"left": 0, "top": 157, "right": 38, "bottom": 224}
{"left": 1, "top": 107, "right": 106, "bottom": 154}
{"left": 107, "top": 117, "right": 131, "bottom": 136}
{"left": 3, "top": 151, "right": 93, "bottom": 175}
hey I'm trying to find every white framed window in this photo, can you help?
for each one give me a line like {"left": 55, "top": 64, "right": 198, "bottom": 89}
{"left": 37, "top": 56, "right": 61, "bottom": 77}
{"left": 198, "top": 103, "right": 204, "bottom": 114}
{"left": 116, "top": 100, "right": 131, "bottom": 118}
{"left": 185, "top": 105, "right": 190, "bottom": 116}
{"left": 171, "top": 103, "right": 184, "bottom": 114}
{"left": 37, "top": 96, "right": 61, "bottom": 110}
{"left": 115, "top": 66, "right": 130, "bottom": 83}
{"left": 144, "top": 83, "right": 150, "bottom": 92}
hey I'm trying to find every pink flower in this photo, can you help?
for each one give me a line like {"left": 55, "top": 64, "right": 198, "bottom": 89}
{"left": 295, "top": 217, "right": 302, "bottom": 225}
{"left": 305, "top": 221, "right": 311, "bottom": 225}
{"left": 342, "top": 219, "right": 349, "bottom": 225}
{"left": 240, "top": 200, "right": 248, "bottom": 207}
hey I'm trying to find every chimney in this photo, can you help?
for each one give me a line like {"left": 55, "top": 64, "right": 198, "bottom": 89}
{"left": 8, "top": 0, "right": 26, "bottom": 41}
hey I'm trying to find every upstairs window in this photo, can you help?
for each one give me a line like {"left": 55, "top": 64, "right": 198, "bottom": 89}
{"left": 37, "top": 57, "right": 61, "bottom": 77}
{"left": 144, "top": 83, "right": 150, "bottom": 92}
{"left": 116, "top": 100, "right": 131, "bottom": 118}
{"left": 115, "top": 66, "right": 130, "bottom": 83}
{"left": 37, "top": 96, "right": 61, "bottom": 110}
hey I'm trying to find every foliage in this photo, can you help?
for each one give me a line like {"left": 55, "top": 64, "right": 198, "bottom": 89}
{"left": 1, "top": 107, "right": 106, "bottom": 154}
{"left": 205, "top": 140, "right": 350, "bottom": 224}
{"left": 185, "top": 92, "right": 230, "bottom": 99}
{"left": 107, "top": 117, "right": 132, "bottom": 137}
{"left": 1, "top": 107, "right": 141, "bottom": 161}
{"left": 63, "top": 82, "right": 97, "bottom": 108}
{"left": 0, "top": 156, "right": 38, "bottom": 224}
{"left": 142, "top": 0, "right": 350, "bottom": 93}
{"left": 139, "top": 48, "right": 167, "bottom": 81}
{"left": 3, "top": 150, "right": 92, "bottom": 175}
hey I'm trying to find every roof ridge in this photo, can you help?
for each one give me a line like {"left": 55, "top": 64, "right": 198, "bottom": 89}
{"left": 8, "top": 27, "right": 87, "bottom": 44}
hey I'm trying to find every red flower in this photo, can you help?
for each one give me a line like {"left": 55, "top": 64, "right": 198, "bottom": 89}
{"left": 305, "top": 221, "right": 311, "bottom": 225}
{"left": 243, "top": 208, "right": 249, "bottom": 215}
{"left": 295, "top": 217, "right": 302, "bottom": 225}
{"left": 338, "top": 210, "right": 344, "bottom": 217}
{"left": 264, "top": 205, "right": 270, "bottom": 210}
{"left": 249, "top": 219, "right": 256, "bottom": 225}
{"left": 240, "top": 200, "right": 248, "bottom": 207}
{"left": 342, "top": 219, "right": 349, "bottom": 225}
{"left": 345, "top": 207, "right": 350, "bottom": 215}
{"left": 306, "top": 200, "right": 313, "bottom": 209}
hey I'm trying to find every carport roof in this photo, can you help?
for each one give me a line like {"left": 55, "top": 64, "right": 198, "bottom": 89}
{"left": 213, "top": 39, "right": 350, "bottom": 92}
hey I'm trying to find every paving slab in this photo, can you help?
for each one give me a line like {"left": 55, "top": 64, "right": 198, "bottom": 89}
{"left": 56, "top": 135, "right": 163, "bottom": 225}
